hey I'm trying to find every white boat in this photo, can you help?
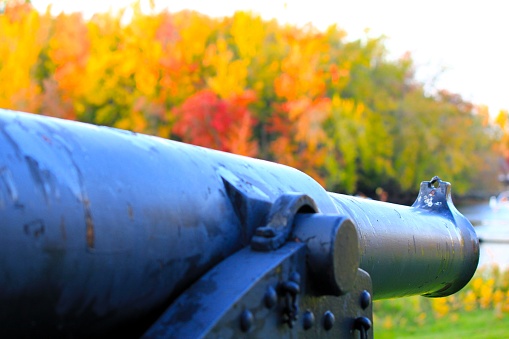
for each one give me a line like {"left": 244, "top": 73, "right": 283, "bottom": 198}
{"left": 489, "top": 191, "right": 509, "bottom": 211}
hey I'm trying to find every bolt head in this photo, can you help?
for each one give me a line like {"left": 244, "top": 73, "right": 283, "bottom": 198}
{"left": 264, "top": 286, "right": 277, "bottom": 309}
{"left": 360, "top": 290, "right": 371, "bottom": 309}
{"left": 303, "top": 310, "right": 315, "bottom": 330}
{"left": 323, "top": 311, "right": 335, "bottom": 331}
{"left": 289, "top": 271, "right": 301, "bottom": 284}
{"left": 354, "top": 316, "right": 372, "bottom": 331}
{"left": 240, "top": 310, "right": 254, "bottom": 332}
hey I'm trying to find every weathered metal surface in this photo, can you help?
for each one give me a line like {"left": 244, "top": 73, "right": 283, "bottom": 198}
{"left": 0, "top": 110, "right": 336, "bottom": 336}
{"left": 0, "top": 109, "right": 479, "bottom": 336}
{"left": 144, "top": 193, "right": 364, "bottom": 338}
{"left": 251, "top": 193, "right": 318, "bottom": 251}
{"left": 298, "top": 268, "right": 373, "bottom": 338}
{"left": 143, "top": 243, "right": 373, "bottom": 338}
{"left": 142, "top": 242, "right": 308, "bottom": 338}
{"left": 330, "top": 177, "right": 479, "bottom": 299}
{"left": 292, "top": 214, "right": 360, "bottom": 296}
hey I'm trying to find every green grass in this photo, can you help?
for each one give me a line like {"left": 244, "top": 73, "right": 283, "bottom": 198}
{"left": 375, "top": 308, "right": 509, "bottom": 338}
{"left": 373, "top": 267, "right": 509, "bottom": 338}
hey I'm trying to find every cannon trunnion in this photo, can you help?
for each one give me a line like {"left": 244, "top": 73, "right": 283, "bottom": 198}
{"left": 0, "top": 110, "right": 479, "bottom": 337}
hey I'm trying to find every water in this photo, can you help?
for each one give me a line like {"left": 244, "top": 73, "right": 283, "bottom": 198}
{"left": 459, "top": 198, "right": 509, "bottom": 270}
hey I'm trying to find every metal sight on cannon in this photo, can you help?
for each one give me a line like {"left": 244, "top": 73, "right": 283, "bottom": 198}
{"left": 0, "top": 110, "right": 479, "bottom": 338}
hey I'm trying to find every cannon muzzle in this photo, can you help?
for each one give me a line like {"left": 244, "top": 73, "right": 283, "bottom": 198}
{"left": 0, "top": 110, "right": 478, "bottom": 337}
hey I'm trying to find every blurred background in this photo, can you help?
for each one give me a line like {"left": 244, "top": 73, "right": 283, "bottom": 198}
{"left": 3, "top": 0, "right": 509, "bottom": 201}
{"left": 2, "top": 0, "right": 509, "bottom": 336}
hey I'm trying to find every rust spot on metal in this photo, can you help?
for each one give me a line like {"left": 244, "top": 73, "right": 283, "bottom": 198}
{"left": 41, "top": 134, "right": 52, "bottom": 144}
{"left": 84, "top": 200, "right": 95, "bottom": 249}
{"left": 86, "top": 213, "right": 94, "bottom": 248}
{"left": 128, "top": 203, "right": 134, "bottom": 220}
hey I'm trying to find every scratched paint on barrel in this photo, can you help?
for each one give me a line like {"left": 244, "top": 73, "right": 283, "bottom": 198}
{"left": 84, "top": 199, "right": 95, "bottom": 249}
{"left": 3, "top": 116, "right": 83, "bottom": 199}
{"left": 0, "top": 167, "right": 18, "bottom": 203}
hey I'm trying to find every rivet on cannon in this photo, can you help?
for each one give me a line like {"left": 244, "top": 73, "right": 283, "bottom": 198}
{"left": 302, "top": 310, "right": 315, "bottom": 330}
{"left": 354, "top": 316, "right": 372, "bottom": 338}
{"left": 240, "top": 310, "right": 254, "bottom": 332}
{"left": 360, "top": 290, "right": 371, "bottom": 309}
{"left": 289, "top": 271, "right": 301, "bottom": 285}
{"left": 323, "top": 311, "right": 335, "bottom": 331}
{"left": 264, "top": 286, "right": 277, "bottom": 309}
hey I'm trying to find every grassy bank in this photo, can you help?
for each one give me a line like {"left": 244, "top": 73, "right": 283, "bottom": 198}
{"left": 374, "top": 266, "right": 509, "bottom": 338}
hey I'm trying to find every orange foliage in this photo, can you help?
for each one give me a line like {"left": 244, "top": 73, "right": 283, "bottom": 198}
{"left": 43, "top": 13, "right": 89, "bottom": 119}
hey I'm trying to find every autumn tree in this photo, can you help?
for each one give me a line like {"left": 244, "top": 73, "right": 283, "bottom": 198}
{"left": 0, "top": 2, "right": 498, "bottom": 199}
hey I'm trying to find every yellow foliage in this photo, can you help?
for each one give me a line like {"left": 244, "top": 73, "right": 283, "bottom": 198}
{"left": 431, "top": 297, "right": 450, "bottom": 318}
{"left": 479, "top": 278, "right": 494, "bottom": 309}
{"left": 0, "top": 3, "right": 48, "bottom": 111}
{"left": 135, "top": 68, "right": 159, "bottom": 96}
{"left": 493, "top": 290, "right": 504, "bottom": 304}
{"left": 463, "top": 290, "right": 477, "bottom": 311}
{"left": 415, "top": 312, "right": 426, "bottom": 326}
{"left": 231, "top": 11, "right": 265, "bottom": 62}
{"left": 472, "top": 277, "right": 483, "bottom": 292}
{"left": 495, "top": 110, "right": 508, "bottom": 129}
{"left": 174, "top": 11, "right": 213, "bottom": 64}
{"left": 114, "top": 110, "right": 147, "bottom": 132}
{"left": 204, "top": 38, "right": 248, "bottom": 99}
{"left": 382, "top": 316, "right": 393, "bottom": 330}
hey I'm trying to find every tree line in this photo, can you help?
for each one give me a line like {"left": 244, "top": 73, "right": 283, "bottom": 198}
{"left": 0, "top": 1, "right": 502, "bottom": 201}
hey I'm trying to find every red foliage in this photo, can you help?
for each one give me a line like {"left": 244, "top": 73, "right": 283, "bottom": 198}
{"left": 173, "top": 90, "right": 258, "bottom": 156}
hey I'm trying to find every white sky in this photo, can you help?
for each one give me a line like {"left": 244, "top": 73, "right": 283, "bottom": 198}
{"left": 32, "top": 0, "right": 509, "bottom": 115}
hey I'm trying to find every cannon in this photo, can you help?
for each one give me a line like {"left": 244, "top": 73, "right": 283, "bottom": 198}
{"left": 0, "top": 109, "right": 479, "bottom": 338}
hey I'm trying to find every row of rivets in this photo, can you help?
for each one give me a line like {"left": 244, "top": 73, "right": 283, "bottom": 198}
{"left": 303, "top": 310, "right": 335, "bottom": 331}
{"left": 240, "top": 308, "right": 335, "bottom": 332}
{"left": 240, "top": 281, "right": 371, "bottom": 332}
{"left": 264, "top": 272, "right": 301, "bottom": 310}
{"left": 242, "top": 272, "right": 301, "bottom": 332}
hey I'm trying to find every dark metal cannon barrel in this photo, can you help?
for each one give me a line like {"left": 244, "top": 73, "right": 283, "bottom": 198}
{"left": 330, "top": 185, "right": 479, "bottom": 299}
{"left": 0, "top": 109, "right": 337, "bottom": 336}
{"left": 0, "top": 110, "right": 478, "bottom": 336}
